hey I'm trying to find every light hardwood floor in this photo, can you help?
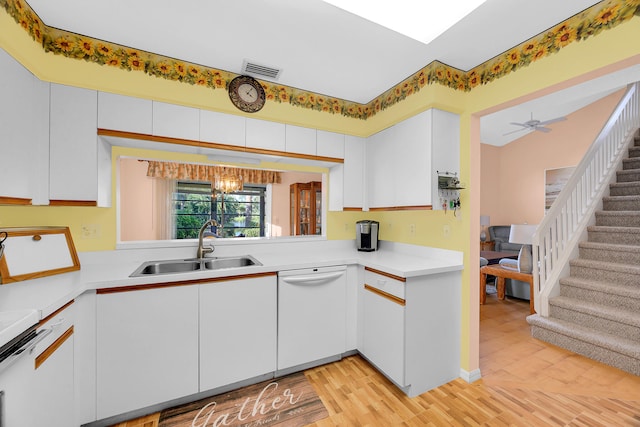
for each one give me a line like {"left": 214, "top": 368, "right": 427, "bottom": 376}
{"left": 114, "top": 294, "right": 640, "bottom": 427}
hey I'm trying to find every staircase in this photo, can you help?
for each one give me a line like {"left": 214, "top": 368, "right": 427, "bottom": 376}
{"left": 528, "top": 128, "right": 640, "bottom": 376}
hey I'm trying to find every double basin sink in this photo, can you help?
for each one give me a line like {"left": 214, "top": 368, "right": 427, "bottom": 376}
{"left": 130, "top": 255, "right": 261, "bottom": 277}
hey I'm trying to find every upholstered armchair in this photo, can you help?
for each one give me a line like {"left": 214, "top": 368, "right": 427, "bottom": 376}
{"left": 487, "top": 225, "right": 530, "bottom": 300}
{"left": 488, "top": 225, "right": 523, "bottom": 253}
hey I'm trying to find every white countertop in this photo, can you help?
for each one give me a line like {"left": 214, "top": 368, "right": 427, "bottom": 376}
{"left": 0, "top": 239, "right": 463, "bottom": 347}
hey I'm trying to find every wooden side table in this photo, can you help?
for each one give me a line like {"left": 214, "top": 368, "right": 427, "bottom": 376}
{"left": 480, "top": 240, "right": 495, "bottom": 251}
{"left": 480, "top": 264, "right": 535, "bottom": 314}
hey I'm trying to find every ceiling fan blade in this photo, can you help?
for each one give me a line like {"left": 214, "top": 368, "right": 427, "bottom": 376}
{"left": 538, "top": 116, "right": 566, "bottom": 126}
{"left": 535, "top": 126, "right": 552, "bottom": 133}
{"left": 509, "top": 122, "right": 528, "bottom": 127}
{"left": 503, "top": 127, "right": 529, "bottom": 136}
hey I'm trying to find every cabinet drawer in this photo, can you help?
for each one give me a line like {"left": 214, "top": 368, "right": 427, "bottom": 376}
{"left": 34, "top": 301, "right": 75, "bottom": 368}
{"left": 364, "top": 267, "right": 405, "bottom": 300}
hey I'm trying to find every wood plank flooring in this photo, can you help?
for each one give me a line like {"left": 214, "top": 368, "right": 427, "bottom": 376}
{"left": 113, "top": 294, "right": 640, "bottom": 427}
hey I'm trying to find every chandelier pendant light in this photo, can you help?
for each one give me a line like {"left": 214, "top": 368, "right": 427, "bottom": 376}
{"left": 214, "top": 173, "right": 243, "bottom": 194}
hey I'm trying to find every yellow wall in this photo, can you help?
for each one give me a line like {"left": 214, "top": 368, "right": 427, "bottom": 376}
{"left": 2, "top": 5, "right": 640, "bottom": 375}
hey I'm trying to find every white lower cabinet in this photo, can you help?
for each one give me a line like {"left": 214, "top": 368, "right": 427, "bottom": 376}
{"left": 360, "top": 267, "right": 461, "bottom": 397}
{"left": 31, "top": 329, "right": 75, "bottom": 427}
{"left": 96, "top": 285, "right": 199, "bottom": 419}
{"left": 199, "top": 274, "right": 277, "bottom": 391}
{"left": 361, "top": 269, "right": 406, "bottom": 386}
{"left": 1, "top": 302, "right": 76, "bottom": 427}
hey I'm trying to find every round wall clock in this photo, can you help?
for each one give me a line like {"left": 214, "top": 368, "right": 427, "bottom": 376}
{"left": 228, "top": 75, "right": 266, "bottom": 113}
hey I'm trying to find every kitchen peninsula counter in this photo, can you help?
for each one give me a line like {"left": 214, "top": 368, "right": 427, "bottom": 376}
{"left": 0, "top": 239, "right": 463, "bottom": 337}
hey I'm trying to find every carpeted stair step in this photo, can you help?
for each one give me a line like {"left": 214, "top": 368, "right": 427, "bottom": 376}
{"left": 615, "top": 169, "right": 640, "bottom": 183}
{"left": 549, "top": 295, "right": 640, "bottom": 340}
{"left": 587, "top": 225, "right": 640, "bottom": 246}
{"left": 527, "top": 314, "right": 640, "bottom": 376}
{"left": 628, "top": 146, "right": 640, "bottom": 158}
{"left": 622, "top": 157, "right": 640, "bottom": 170}
{"left": 610, "top": 181, "right": 640, "bottom": 196}
{"left": 559, "top": 275, "right": 640, "bottom": 311}
{"left": 579, "top": 240, "right": 640, "bottom": 264}
{"left": 594, "top": 210, "right": 640, "bottom": 227}
{"left": 569, "top": 257, "right": 640, "bottom": 285}
{"left": 602, "top": 194, "right": 640, "bottom": 211}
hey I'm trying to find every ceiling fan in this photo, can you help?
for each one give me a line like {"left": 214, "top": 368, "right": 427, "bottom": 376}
{"left": 504, "top": 113, "right": 567, "bottom": 135}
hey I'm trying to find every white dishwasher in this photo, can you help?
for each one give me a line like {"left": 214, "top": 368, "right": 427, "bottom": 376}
{"left": 277, "top": 265, "right": 347, "bottom": 371}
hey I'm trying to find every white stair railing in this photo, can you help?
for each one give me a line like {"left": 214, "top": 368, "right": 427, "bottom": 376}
{"left": 533, "top": 82, "right": 640, "bottom": 316}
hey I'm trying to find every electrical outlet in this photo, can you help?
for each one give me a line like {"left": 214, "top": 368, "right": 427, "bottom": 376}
{"left": 409, "top": 224, "right": 416, "bottom": 235}
{"left": 81, "top": 224, "right": 100, "bottom": 239}
{"left": 443, "top": 225, "right": 450, "bottom": 238}
{"left": 344, "top": 223, "right": 349, "bottom": 231}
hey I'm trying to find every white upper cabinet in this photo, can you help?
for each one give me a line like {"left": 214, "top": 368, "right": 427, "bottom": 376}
{"left": 393, "top": 110, "right": 432, "bottom": 207}
{"left": 97, "top": 92, "right": 152, "bottom": 134}
{"left": 317, "top": 130, "right": 345, "bottom": 159}
{"left": 0, "top": 48, "right": 49, "bottom": 204}
{"left": 431, "top": 108, "right": 461, "bottom": 209}
{"left": 245, "top": 118, "right": 285, "bottom": 151}
{"left": 365, "top": 109, "right": 459, "bottom": 209}
{"left": 152, "top": 101, "right": 200, "bottom": 140}
{"left": 285, "top": 124, "right": 316, "bottom": 155}
{"left": 366, "top": 125, "right": 396, "bottom": 208}
{"left": 50, "top": 84, "right": 111, "bottom": 206}
{"left": 343, "top": 135, "right": 365, "bottom": 209}
{"left": 200, "top": 109, "right": 246, "bottom": 147}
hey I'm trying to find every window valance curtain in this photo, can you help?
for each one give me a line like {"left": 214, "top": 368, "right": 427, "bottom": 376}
{"left": 146, "top": 161, "right": 282, "bottom": 185}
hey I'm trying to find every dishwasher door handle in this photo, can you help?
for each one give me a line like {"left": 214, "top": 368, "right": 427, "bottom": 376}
{"left": 0, "top": 328, "right": 52, "bottom": 375}
{"left": 279, "top": 271, "right": 344, "bottom": 285}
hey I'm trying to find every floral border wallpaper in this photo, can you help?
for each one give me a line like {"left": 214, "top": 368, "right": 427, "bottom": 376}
{"left": 2, "top": 0, "right": 639, "bottom": 120}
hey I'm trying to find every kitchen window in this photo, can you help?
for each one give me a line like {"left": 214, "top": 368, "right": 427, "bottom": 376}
{"left": 117, "top": 155, "right": 323, "bottom": 242}
{"left": 174, "top": 181, "right": 266, "bottom": 239}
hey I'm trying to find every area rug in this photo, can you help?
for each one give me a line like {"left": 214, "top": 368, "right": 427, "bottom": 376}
{"left": 158, "top": 372, "right": 328, "bottom": 427}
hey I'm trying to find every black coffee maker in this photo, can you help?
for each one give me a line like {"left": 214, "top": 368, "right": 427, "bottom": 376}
{"left": 356, "top": 220, "right": 379, "bottom": 252}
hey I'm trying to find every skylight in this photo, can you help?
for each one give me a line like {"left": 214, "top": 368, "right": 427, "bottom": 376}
{"left": 322, "top": 0, "right": 487, "bottom": 45}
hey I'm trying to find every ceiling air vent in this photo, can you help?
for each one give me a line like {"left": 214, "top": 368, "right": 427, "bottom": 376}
{"left": 241, "top": 60, "right": 282, "bottom": 81}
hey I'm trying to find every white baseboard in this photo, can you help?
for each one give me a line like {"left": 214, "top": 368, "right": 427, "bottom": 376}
{"left": 460, "top": 368, "right": 482, "bottom": 383}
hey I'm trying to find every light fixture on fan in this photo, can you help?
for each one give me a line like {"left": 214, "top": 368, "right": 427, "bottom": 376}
{"left": 214, "top": 173, "right": 243, "bottom": 194}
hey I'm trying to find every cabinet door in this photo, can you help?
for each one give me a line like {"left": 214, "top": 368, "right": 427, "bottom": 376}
{"left": 361, "top": 285, "right": 405, "bottom": 386}
{"left": 245, "top": 118, "right": 285, "bottom": 151}
{"left": 0, "top": 49, "right": 49, "bottom": 204}
{"left": 431, "top": 109, "right": 460, "bottom": 209}
{"left": 152, "top": 101, "right": 199, "bottom": 140}
{"left": 285, "top": 124, "right": 316, "bottom": 155}
{"left": 98, "top": 91, "right": 153, "bottom": 134}
{"left": 49, "top": 84, "right": 102, "bottom": 203}
{"left": 343, "top": 135, "right": 365, "bottom": 209}
{"left": 199, "top": 275, "right": 277, "bottom": 391}
{"left": 366, "top": 126, "right": 395, "bottom": 208}
{"left": 96, "top": 285, "right": 199, "bottom": 419}
{"left": 31, "top": 334, "right": 75, "bottom": 427}
{"left": 317, "top": 130, "right": 345, "bottom": 159}
{"left": 200, "top": 109, "right": 246, "bottom": 147}
{"left": 393, "top": 110, "right": 431, "bottom": 207}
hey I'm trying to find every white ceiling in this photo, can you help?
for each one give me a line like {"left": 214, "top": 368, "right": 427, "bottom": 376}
{"left": 24, "top": 0, "right": 640, "bottom": 145}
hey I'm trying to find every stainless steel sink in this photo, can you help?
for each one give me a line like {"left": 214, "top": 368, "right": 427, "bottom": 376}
{"left": 203, "top": 257, "right": 258, "bottom": 270}
{"left": 130, "top": 255, "right": 261, "bottom": 277}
